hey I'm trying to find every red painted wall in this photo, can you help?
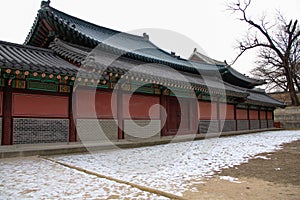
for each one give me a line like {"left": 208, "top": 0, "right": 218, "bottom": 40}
{"left": 260, "top": 110, "right": 267, "bottom": 119}
{"left": 12, "top": 93, "right": 68, "bottom": 117}
{"left": 249, "top": 110, "right": 259, "bottom": 120}
{"left": 267, "top": 111, "right": 273, "bottom": 120}
{"left": 75, "top": 89, "right": 116, "bottom": 118}
{"left": 0, "top": 91, "right": 2, "bottom": 116}
{"left": 198, "top": 101, "right": 217, "bottom": 120}
{"left": 123, "top": 93, "right": 160, "bottom": 119}
{"left": 219, "top": 103, "right": 235, "bottom": 120}
{"left": 236, "top": 109, "right": 248, "bottom": 120}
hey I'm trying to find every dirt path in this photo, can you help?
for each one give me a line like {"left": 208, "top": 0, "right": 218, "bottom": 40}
{"left": 183, "top": 139, "right": 300, "bottom": 200}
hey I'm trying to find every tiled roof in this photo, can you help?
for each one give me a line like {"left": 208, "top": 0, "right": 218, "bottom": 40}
{"left": 50, "top": 39, "right": 223, "bottom": 72}
{"left": 189, "top": 49, "right": 265, "bottom": 88}
{"left": 224, "top": 66, "right": 266, "bottom": 87}
{"left": 49, "top": 39, "right": 88, "bottom": 64}
{"left": 246, "top": 89, "right": 285, "bottom": 107}
{"left": 49, "top": 39, "right": 248, "bottom": 97}
{"left": 48, "top": 38, "right": 284, "bottom": 105}
{"left": 25, "top": 3, "right": 226, "bottom": 75}
{"left": 222, "top": 81, "right": 285, "bottom": 107}
{"left": 0, "top": 40, "right": 77, "bottom": 76}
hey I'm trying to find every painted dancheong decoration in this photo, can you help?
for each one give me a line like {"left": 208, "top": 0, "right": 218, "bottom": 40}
{"left": 0, "top": 1, "right": 284, "bottom": 145}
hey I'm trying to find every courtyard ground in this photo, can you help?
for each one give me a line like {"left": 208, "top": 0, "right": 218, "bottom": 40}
{"left": 183, "top": 139, "right": 300, "bottom": 200}
{"left": 0, "top": 130, "right": 299, "bottom": 199}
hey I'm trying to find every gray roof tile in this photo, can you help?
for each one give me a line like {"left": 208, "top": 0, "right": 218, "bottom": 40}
{"left": 0, "top": 40, "right": 78, "bottom": 75}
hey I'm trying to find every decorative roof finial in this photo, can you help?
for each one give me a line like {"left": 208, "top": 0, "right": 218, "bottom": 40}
{"left": 143, "top": 33, "right": 149, "bottom": 41}
{"left": 193, "top": 48, "right": 197, "bottom": 52}
{"left": 41, "top": 0, "right": 51, "bottom": 8}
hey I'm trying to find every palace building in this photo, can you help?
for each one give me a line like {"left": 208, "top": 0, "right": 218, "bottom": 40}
{"left": 0, "top": 1, "right": 284, "bottom": 145}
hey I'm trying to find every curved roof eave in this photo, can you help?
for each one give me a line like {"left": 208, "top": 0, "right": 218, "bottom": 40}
{"left": 225, "top": 65, "right": 266, "bottom": 86}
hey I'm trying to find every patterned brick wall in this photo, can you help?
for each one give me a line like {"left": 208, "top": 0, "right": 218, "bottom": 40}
{"left": 199, "top": 120, "right": 219, "bottom": 133}
{"left": 268, "top": 120, "right": 274, "bottom": 128}
{"left": 13, "top": 118, "right": 69, "bottom": 144}
{"left": 260, "top": 120, "right": 267, "bottom": 129}
{"left": 76, "top": 119, "right": 118, "bottom": 141}
{"left": 250, "top": 120, "right": 260, "bottom": 130}
{"left": 221, "top": 120, "right": 236, "bottom": 132}
{"left": 237, "top": 120, "right": 249, "bottom": 131}
{"left": 124, "top": 120, "right": 161, "bottom": 139}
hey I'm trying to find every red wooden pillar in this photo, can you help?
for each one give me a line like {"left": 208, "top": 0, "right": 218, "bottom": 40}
{"left": 234, "top": 104, "right": 237, "bottom": 131}
{"left": 117, "top": 89, "right": 123, "bottom": 140}
{"left": 189, "top": 99, "right": 197, "bottom": 134}
{"left": 216, "top": 97, "right": 221, "bottom": 132}
{"left": 68, "top": 86, "right": 76, "bottom": 142}
{"left": 160, "top": 92, "right": 167, "bottom": 136}
{"left": 258, "top": 107, "right": 261, "bottom": 129}
{"left": 266, "top": 110, "right": 269, "bottom": 128}
{"left": 197, "top": 100, "right": 200, "bottom": 134}
{"left": 2, "top": 80, "right": 12, "bottom": 145}
{"left": 247, "top": 105, "right": 250, "bottom": 130}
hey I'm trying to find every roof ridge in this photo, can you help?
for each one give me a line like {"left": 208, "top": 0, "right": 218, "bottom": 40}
{"left": 46, "top": 6, "right": 147, "bottom": 42}
{"left": 0, "top": 40, "right": 53, "bottom": 54}
{"left": 189, "top": 49, "right": 225, "bottom": 65}
{"left": 51, "top": 38, "right": 90, "bottom": 55}
{"left": 247, "top": 88, "right": 266, "bottom": 94}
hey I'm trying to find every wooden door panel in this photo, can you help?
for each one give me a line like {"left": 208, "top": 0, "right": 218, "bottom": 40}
{"left": 179, "top": 99, "right": 189, "bottom": 131}
{"left": 165, "top": 97, "right": 194, "bottom": 135}
{"left": 167, "top": 98, "right": 180, "bottom": 132}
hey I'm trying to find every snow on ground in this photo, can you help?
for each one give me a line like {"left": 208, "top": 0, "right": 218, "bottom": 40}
{"left": 254, "top": 155, "right": 271, "bottom": 160}
{"left": 54, "top": 130, "right": 300, "bottom": 196}
{"left": 219, "top": 176, "right": 241, "bottom": 183}
{"left": 0, "top": 157, "right": 165, "bottom": 199}
{"left": 0, "top": 130, "right": 300, "bottom": 199}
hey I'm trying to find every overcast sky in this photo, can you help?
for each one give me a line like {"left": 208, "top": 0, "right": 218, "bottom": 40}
{"left": 0, "top": 0, "right": 299, "bottom": 75}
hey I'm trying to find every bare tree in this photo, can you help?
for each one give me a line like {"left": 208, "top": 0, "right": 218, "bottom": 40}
{"left": 228, "top": 0, "right": 300, "bottom": 106}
